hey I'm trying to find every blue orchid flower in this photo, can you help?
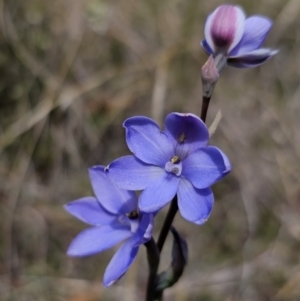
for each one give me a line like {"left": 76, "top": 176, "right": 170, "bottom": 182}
{"left": 107, "top": 113, "right": 231, "bottom": 225}
{"left": 65, "top": 166, "right": 153, "bottom": 287}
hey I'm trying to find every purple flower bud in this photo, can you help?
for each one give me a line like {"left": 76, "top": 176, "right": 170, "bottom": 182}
{"left": 205, "top": 5, "right": 245, "bottom": 54}
{"left": 201, "top": 55, "right": 220, "bottom": 98}
{"left": 201, "top": 5, "right": 278, "bottom": 68}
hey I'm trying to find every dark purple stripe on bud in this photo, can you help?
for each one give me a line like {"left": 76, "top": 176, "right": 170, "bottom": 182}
{"left": 211, "top": 5, "right": 237, "bottom": 50}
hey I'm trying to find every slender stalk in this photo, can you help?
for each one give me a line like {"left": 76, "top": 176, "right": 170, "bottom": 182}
{"left": 200, "top": 96, "right": 211, "bottom": 123}
{"left": 156, "top": 196, "right": 178, "bottom": 253}
{"left": 145, "top": 54, "right": 215, "bottom": 301}
{"left": 156, "top": 293, "right": 163, "bottom": 301}
{"left": 156, "top": 87, "right": 211, "bottom": 256}
{"left": 145, "top": 237, "right": 160, "bottom": 301}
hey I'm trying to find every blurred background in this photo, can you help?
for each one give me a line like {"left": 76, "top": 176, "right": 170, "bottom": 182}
{"left": 0, "top": 0, "right": 299, "bottom": 300}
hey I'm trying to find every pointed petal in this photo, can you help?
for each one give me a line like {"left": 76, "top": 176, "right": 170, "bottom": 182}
{"left": 107, "top": 155, "right": 165, "bottom": 190}
{"left": 89, "top": 165, "right": 137, "bottom": 215}
{"left": 204, "top": 5, "right": 245, "bottom": 53}
{"left": 229, "top": 16, "right": 272, "bottom": 56}
{"left": 182, "top": 146, "right": 231, "bottom": 189}
{"left": 64, "top": 197, "right": 115, "bottom": 225}
{"left": 139, "top": 172, "right": 179, "bottom": 213}
{"left": 124, "top": 116, "right": 174, "bottom": 167}
{"left": 164, "top": 113, "right": 209, "bottom": 160}
{"left": 67, "top": 225, "right": 132, "bottom": 257}
{"left": 227, "top": 48, "right": 278, "bottom": 68}
{"left": 103, "top": 237, "right": 139, "bottom": 287}
{"left": 178, "top": 179, "right": 214, "bottom": 224}
{"left": 200, "top": 39, "right": 214, "bottom": 55}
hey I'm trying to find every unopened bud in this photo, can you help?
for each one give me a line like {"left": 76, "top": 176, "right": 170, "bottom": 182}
{"left": 201, "top": 55, "right": 219, "bottom": 98}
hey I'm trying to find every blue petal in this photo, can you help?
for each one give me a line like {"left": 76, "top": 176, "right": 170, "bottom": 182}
{"left": 139, "top": 172, "right": 179, "bottom": 213}
{"left": 64, "top": 197, "right": 115, "bottom": 225}
{"left": 134, "top": 213, "right": 154, "bottom": 246}
{"left": 177, "top": 179, "right": 214, "bottom": 224}
{"left": 67, "top": 225, "right": 132, "bottom": 257}
{"left": 89, "top": 165, "right": 137, "bottom": 215}
{"left": 107, "top": 155, "right": 165, "bottom": 190}
{"left": 164, "top": 113, "right": 209, "bottom": 160}
{"left": 200, "top": 39, "right": 214, "bottom": 55}
{"left": 103, "top": 236, "right": 139, "bottom": 287}
{"left": 182, "top": 146, "right": 231, "bottom": 189}
{"left": 229, "top": 16, "right": 272, "bottom": 56}
{"left": 227, "top": 48, "right": 278, "bottom": 68}
{"left": 124, "top": 116, "right": 174, "bottom": 167}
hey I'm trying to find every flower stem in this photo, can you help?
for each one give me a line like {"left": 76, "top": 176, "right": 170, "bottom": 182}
{"left": 200, "top": 96, "right": 211, "bottom": 123}
{"left": 156, "top": 75, "right": 212, "bottom": 255}
{"left": 145, "top": 55, "right": 214, "bottom": 301}
{"left": 156, "top": 95, "right": 211, "bottom": 255}
{"left": 145, "top": 237, "right": 160, "bottom": 301}
{"left": 156, "top": 196, "right": 178, "bottom": 252}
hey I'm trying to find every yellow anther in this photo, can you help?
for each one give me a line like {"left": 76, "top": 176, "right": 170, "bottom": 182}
{"left": 171, "top": 156, "right": 181, "bottom": 164}
{"left": 126, "top": 210, "right": 138, "bottom": 220}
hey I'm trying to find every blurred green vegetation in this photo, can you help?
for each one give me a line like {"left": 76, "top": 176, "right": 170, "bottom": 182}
{"left": 1, "top": 0, "right": 300, "bottom": 300}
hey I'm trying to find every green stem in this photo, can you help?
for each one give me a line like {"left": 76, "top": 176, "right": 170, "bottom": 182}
{"left": 145, "top": 237, "right": 160, "bottom": 301}
{"left": 200, "top": 96, "right": 211, "bottom": 123}
{"left": 156, "top": 196, "right": 178, "bottom": 253}
{"left": 157, "top": 83, "right": 211, "bottom": 256}
{"left": 145, "top": 55, "right": 215, "bottom": 300}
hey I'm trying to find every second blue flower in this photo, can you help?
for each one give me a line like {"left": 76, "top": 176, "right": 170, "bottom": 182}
{"left": 107, "top": 113, "right": 231, "bottom": 225}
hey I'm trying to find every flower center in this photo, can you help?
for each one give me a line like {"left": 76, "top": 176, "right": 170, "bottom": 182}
{"left": 121, "top": 210, "right": 139, "bottom": 233}
{"left": 126, "top": 210, "right": 139, "bottom": 220}
{"left": 165, "top": 156, "right": 182, "bottom": 176}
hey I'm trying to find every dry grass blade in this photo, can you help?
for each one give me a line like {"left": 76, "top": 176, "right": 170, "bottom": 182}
{"left": 208, "top": 110, "right": 222, "bottom": 137}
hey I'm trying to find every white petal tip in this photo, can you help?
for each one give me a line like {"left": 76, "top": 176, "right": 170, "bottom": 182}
{"left": 103, "top": 280, "right": 115, "bottom": 287}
